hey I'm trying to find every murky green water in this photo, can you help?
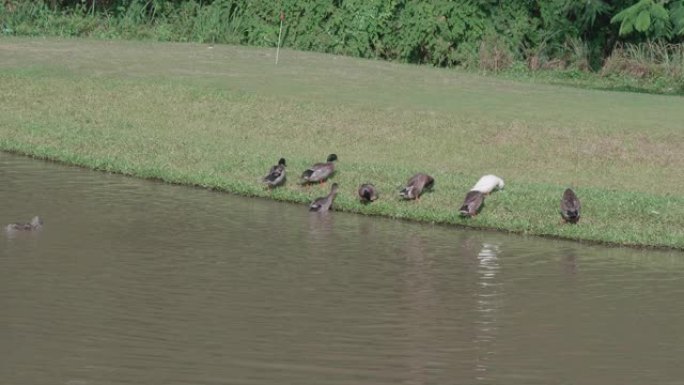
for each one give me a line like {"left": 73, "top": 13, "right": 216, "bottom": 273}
{"left": 2, "top": 152, "right": 684, "bottom": 385}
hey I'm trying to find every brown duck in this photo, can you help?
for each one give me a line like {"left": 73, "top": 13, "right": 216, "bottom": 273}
{"left": 399, "top": 173, "right": 434, "bottom": 200}
{"left": 301, "top": 154, "right": 337, "bottom": 185}
{"left": 310, "top": 183, "right": 339, "bottom": 212}
{"left": 459, "top": 191, "right": 485, "bottom": 217}
{"left": 358, "top": 183, "right": 379, "bottom": 203}
{"left": 263, "top": 157, "right": 287, "bottom": 188}
{"left": 560, "top": 188, "right": 581, "bottom": 223}
{"left": 6, "top": 216, "right": 43, "bottom": 232}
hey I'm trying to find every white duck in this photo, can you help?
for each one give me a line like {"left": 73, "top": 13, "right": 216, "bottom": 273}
{"left": 470, "top": 174, "right": 504, "bottom": 194}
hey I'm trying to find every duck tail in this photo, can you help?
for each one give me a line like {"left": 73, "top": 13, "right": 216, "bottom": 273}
{"left": 300, "top": 169, "right": 314, "bottom": 184}
{"left": 301, "top": 169, "right": 314, "bottom": 179}
{"left": 264, "top": 172, "right": 278, "bottom": 183}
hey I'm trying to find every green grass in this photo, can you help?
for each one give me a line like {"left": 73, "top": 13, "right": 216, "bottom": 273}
{"left": 1, "top": 37, "right": 683, "bottom": 249}
{"left": 497, "top": 65, "right": 684, "bottom": 96}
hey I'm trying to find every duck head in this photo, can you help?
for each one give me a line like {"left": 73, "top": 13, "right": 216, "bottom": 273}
{"left": 30, "top": 216, "right": 43, "bottom": 229}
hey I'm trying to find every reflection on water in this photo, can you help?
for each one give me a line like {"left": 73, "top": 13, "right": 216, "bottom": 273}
{"left": 559, "top": 247, "right": 579, "bottom": 276}
{"left": 307, "top": 211, "right": 335, "bottom": 245}
{"left": 474, "top": 242, "right": 501, "bottom": 382}
{"left": 2, "top": 152, "right": 684, "bottom": 385}
{"left": 402, "top": 234, "right": 436, "bottom": 385}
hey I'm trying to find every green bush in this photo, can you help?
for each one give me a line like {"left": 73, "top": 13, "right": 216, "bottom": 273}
{"left": 2, "top": 0, "right": 684, "bottom": 71}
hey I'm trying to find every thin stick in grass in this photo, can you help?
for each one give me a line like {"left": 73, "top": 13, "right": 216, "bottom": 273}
{"left": 275, "top": 11, "right": 284, "bottom": 65}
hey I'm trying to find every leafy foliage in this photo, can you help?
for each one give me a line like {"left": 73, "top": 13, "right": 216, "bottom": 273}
{"left": 2, "top": 0, "right": 684, "bottom": 70}
{"left": 611, "top": 0, "right": 672, "bottom": 38}
{"left": 671, "top": 1, "right": 684, "bottom": 35}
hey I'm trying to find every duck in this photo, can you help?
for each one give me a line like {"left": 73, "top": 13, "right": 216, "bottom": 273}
{"left": 459, "top": 190, "right": 485, "bottom": 217}
{"left": 358, "top": 183, "right": 379, "bottom": 203}
{"left": 310, "top": 183, "right": 339, "bottom": 212}
{"left": 399, "top": 173, "right": 434, "bottom": 200}
{"left": 263, "top": 157, "right": 287, "bottom": 188}
{"left": 301, "top": 154, "right": 337, "bottom": 185}
{"left": 6, "top": 216, "right": 43, "bottom": 232}
{"left": 560, "top": 188, "right": 581, "bottom": 223}
{"left": 471, "top": 174, "right": 504, "bottom": 194}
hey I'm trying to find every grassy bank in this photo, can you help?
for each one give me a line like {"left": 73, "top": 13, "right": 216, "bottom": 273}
{"left": 1, "top": 38, "right": 683, "bottom": 249}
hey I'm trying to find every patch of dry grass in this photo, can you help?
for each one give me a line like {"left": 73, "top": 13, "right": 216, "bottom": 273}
{"left": 601, "top": 42, "right": 684, "bottom": 80}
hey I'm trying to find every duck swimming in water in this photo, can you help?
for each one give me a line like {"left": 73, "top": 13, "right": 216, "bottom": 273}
{"left": 560, "top": 188, "right": 581, "bottom": 224}
{"left": 301, "top": 154, "right": 337, "bottom": 185}
{"left": 263, "top": 157, "right": 287, "bottom": 189}
{"left": 399, "top": 173, "right": 434, "bottom": 200}
{"left": 5, "top": 216, "right": 43, "bottom": 232}
{"left": 310, "top": 183, "right": 339, "bottom": 212}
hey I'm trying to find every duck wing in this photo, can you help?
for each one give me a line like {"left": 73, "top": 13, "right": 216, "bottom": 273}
{"left": 264, "top": 165, "right": 285, "bottom": 183}
{"left": 302, "top": 162, "right": 334, "bottom": 181}
{"left": 460, "top": 191, "right": 484, "bottom": 216}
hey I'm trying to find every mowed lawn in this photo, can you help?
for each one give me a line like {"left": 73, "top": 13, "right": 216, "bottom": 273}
{"left": 1, "top": 38, "right": 683, "bottom": 248}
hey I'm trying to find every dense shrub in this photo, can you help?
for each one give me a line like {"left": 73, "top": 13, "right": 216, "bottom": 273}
{"left": 2, "top": 0, "right": 684, "bottom": 71}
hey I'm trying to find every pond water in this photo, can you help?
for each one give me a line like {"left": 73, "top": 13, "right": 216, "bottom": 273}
{"left": 2, "top": 152, "right": 683, "bottom": 385}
